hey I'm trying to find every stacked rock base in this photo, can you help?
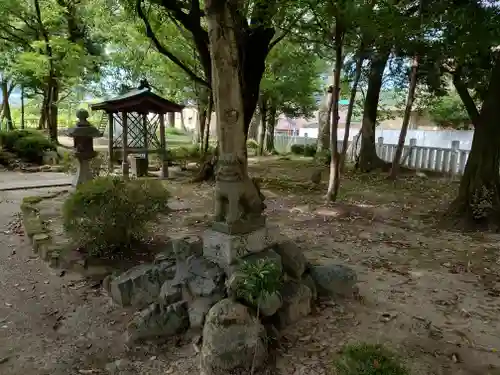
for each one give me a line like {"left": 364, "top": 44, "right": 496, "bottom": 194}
{"left": 103, "top": 225, "right": 358, "bottom": 374}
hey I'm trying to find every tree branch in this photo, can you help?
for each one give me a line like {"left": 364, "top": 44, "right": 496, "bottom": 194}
{"left": 452, "top": 72, "right": 480, "bottom": 127}
{"left": 269, "top": 10, "right": 308, "bottom": 51}
{"left": 136, "top": 0, "right": 209, "bottom": 87}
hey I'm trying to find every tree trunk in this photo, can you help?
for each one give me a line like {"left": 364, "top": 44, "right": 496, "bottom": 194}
{"left": 205, "top": 0, "right": 246, "bottom": 161}
{"left": 197, "top": 102, "right": 207, "bottom": 146}
{"left": 265, "top": 106, "right": 276, "bottom": 153}
{"left": 340, "top": 46, "right": 364, "bottom": 172}
{"left": 357, "top": 51, "right": 390, "bottom": 172}
{"left": 39, "top": 91, "right": 49, "bottom": 130}
{"left": 258, "top": 99, "right": 267, "bottom": 156}
{"left": 317, "top": 88, "right": 332, "bottom": 152}
{"left": 48, "top": 79, "right": 59, "bottom": 142}
{"left": 192, "top": 0, "right": 274, "bottom": 182}
{"left": 326, "top": 26, "right": 344, "bottom": 202}
{"left": 204, "top": 96, "right": 213, "bottom": 153}
{"left": 180, "top": 111, "right": 187, "bottom": 131}
{"left": 248, "top": 111, "right": 260, "bottom": 140}
{"left": 447, "top": 55, "right": 500, "bottom": 228}
{"left": 390, "top": 54, "right": 419, "bottom": 179}
{"left": 168, "top": 112, "right": 175, "bottom": 128}
{"left": 1, "top": 80, "right": 13, "bottom": 131}
{"left": 21, "top": 85, "right": 25, "bottom": 129}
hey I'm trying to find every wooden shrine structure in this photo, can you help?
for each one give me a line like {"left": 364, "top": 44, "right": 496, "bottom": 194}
{"left": 91, "top": 82, "right": 184, "bottom": 178}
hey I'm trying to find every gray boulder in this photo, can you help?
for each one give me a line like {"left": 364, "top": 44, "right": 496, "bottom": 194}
{"left": 301, "top": 273, "right": 318, "bottom": 301}
{"left": 276, "top": 281, "right": 312, "bottom": 329}
{"left": 201, "top": 299, "right": 267, "bottom": 375}
{"left": 258, "top": 292, "right": 282, "bottom": 317}
{"left": 310, "top": 263, "right": 357, "bottom": 298}
{"left": 109, "top": 263, "right": 176, "bottom": 308}
{"left": 173, "top": 255, "right": 225, "bottom": 298}
{"left": 188, "top": 295, "right": 222, "bottom": 330}
{"left": 158, "top": 281, "right": 183, "bottom": 306}
{"left": 127, "top": 301, "right": 189, "bottom": 342}
{"left": 274, "top": 241, "right": 307, "bottom": 278}
{"left": 171, "top": 235, "right": 203, "bottom": 261}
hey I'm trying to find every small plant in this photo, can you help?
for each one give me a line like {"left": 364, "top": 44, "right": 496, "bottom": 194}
{"left": 62, "top": 176, "right": 170, "bottom": 256}
{"left": 303, "top": 144, "right": 317, "bottom": 157}
{"left": 332, "top": 343, "right": 410, "bottom": 375}
{"left": 234, "top": 258, "right": 282, "bottom": 308}
{"left": 290, "top": 144, "right": 305, "bottom": 155}
{"left": 247, "top": 139, "right": 259, "bottom": 150}
{"left": 234, "top": 258, "right": 282, "bottom": 375}
{"left": 13, "top": 135, "right": 57, "bottom": 164}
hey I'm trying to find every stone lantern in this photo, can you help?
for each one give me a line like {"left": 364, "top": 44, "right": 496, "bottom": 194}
{"left": 67, "top": 109, "right": 102, "bottom": 187}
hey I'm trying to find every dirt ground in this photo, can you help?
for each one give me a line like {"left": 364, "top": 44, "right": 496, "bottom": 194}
{"left": 1, "top": 157, "right": 499, "bottom": 375}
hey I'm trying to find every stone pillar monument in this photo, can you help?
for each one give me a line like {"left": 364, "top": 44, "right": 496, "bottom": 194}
{"left": 67, "top": 109, "right": 102, "bottom": 187}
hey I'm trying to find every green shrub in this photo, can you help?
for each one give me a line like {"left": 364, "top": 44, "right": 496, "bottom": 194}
{"left": 0, "top": 129, "right": 42, "bottom": 152}
{"left": 13, "top": 135, "right": 56, "bottom": 164}
{"left": 247, "top": 139, "right": 259, "bottom": 150}
{"left": 303, "top": 144, "right": 317, "bottom": 157}
{"left": 290, "top": 144, "right": 305, "bottom": 155}
{"left": 166, "top": 127, "right": 187, "bottom": 136}
{"left": 62, "top": 176, "right": 170, "bottom": 256}
{"left": 332, "top": 343, "right": 409, "bottom": 375}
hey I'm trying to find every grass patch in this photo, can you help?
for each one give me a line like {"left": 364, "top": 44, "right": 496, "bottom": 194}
{"left": 332, "top": 343, "right": 410, "bottom": 375}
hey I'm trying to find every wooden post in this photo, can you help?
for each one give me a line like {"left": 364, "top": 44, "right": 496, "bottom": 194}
{"left": 142, "top": 113, "right": 149, "bottom": 166}
{"left": 108, "top": 112, "right": 114, "bottom": 173}
{"left": 122, "top": 112, "right": 129, "bottom": 178}
{"left": 159, "top": 112, "right": 168, "bottom": 178}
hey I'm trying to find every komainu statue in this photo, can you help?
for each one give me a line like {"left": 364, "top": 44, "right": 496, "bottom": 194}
{"left": 213, "top": 153, "right": 266, "bottom": 233}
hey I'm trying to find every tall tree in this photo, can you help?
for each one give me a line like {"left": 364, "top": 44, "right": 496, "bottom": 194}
{"left": 258, "top": 39, "right": 324, "bottom": 153}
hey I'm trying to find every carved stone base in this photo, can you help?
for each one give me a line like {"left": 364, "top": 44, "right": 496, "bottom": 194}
{"left": 211, "top": 215, "right": 266, "bottom": 235}
{"left": 202, "top": 225, "right": 280, "bottom": 269}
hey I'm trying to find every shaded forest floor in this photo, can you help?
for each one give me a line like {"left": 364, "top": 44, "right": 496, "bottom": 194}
{"left": 1, "top": 156, "right": 499, "bottom": 375}
{"left": 159, "top": 156, "right": 500, "bottom": 375}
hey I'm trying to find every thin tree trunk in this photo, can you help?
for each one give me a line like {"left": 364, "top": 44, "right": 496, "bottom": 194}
{"left": 357, "top": 51, "right": 390, "bottom": 172}
{"left": 204, "top": 96, "right": 213, "bottom": 153}
{"left": 248, "top": 111, "right": 260, "bottom": 140}
{"left": 447, "top": 54, "right": 500, "bottom": 228}
{"left": 390, "top": 54, "right": 419, "bottom": 179}
{"left": 340, "top": 45, "right": 364, "bottom": 172}
{"left": 48, "top": 79, "right": 59, "bottom": 142}
{"left": 258, "top": 99, "right": 267, "bottom": 156}
{"left": 180, "top": 111, "right": 187, "bottom": 131}
{"left": 326, "top": 25, "right": 344, "bottom": 202}
{"left": 198, "top": 103, "right": 207, "bottom": 146}
{"left": 265, "top": 106, "right": 276, "bottom": 153}
{"left": 39, "top": 91, "right": 49, "bottom": 130}
{"left": 21, "top": 85, "right": 25, "bottom": 129}
{"left": 1, "top": 80, "right": 13, "bottom": 131}
{"left": 168, "top": 112, "right": 175, "bottom": 128}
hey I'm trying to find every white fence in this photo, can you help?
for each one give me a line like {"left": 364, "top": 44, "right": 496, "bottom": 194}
{"left": 274, "top": 133, "right": 471, "bottom": 176}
